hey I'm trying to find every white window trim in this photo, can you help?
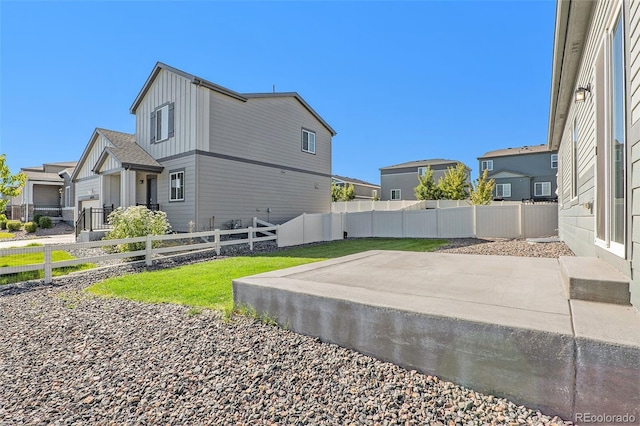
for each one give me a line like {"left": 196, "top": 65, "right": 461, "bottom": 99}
{"left": 156, "top": 104, "right": 169, "bottom": 142}
{"left": 534, "top": 182, "right": 551, "bottom": 197}
{"left": 495, "top": 183, "right": 511, "bottom": 198}
{"left": 390, "top": 189, "right": 401, "bottom": 200}
{"left": 551, "top": 154, "right": 558, "bottom": 169}
{"left": 418, "top": 167, "right": 427, "bottom": 176}
{"left": 169, "top": 171, "right": 184, "bottom": 202}
{"left": 481, "top": 160, "right": 493, "bottom": 171}
{"left": 302, "top": 129, "right": 316, "bottom": 154}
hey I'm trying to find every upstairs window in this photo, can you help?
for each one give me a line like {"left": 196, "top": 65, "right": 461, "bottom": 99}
{"left": 418, "top": 167, "right": 427, "bottom": 176}
{"left": 481, "top": 160, "right": 493, "bottom": 171}
{"left": 170, "top": 170, "right": 184, "bottom": 202}
{"left": 551, "top": 154, "right": 558, "bottom": 169}
{"left": 151, "top": 102, "right": 175, "bottom": 143}
{"left": 302, "top": 129, "right": 316, "bottom": 154}
{"left": 391, "top": 189, "right": 401, "bottom": 200}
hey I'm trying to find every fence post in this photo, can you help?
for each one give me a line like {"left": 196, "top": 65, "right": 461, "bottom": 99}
{"left": 519, "top": 203, "right": 525, "bottom": 238}
{"left": 253, "top": 217, "right": 257, "bottom": 228}
{"left": 402, "top": 210, "right": 407, "bottom": 238}
{"left": 276, "top": 225, "right": 281, "bottom": 247}
{"left": 146, "top": 234, "right": 153, "bottom": 266}
{"left": 248, "top": 226, "right": 254, "bottom": 251}
{"left": 214, "top": 229, "right": 221, "bottom": 255}
{"left": 89, "top": 207, "right": 93, "bottom": 232}
{"left": 473, "top": 205, "right": 477, "bottom": 237}
{"left": 44, "top": 245, "right": 52, "bottom": 284}
{"left": 302, "top": 213, "right": 306, "bottom": 244}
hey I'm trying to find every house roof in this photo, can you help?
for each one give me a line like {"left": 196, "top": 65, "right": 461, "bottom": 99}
{"left": 92, "top": 129, "right": 163, "bottom": 173}
{"left": 478, "top": 144, "right": 555, "bottom": 159}
{"left": 487, "top": 169, "right": 531, "bottom": 179}
{"left": 21, "top": 170, "right": 64, "bottom": 182}
{"left": 380, "top": 159, "right": 463, "bottom": 171}
{"left": 332, "top": 175, "right": 380, "bottom": 188}
{"left": 129, "top": 62, "right": 336, "bottom": 136}
{"left": 547, "top": 0, "right": 595, "bottom": 150}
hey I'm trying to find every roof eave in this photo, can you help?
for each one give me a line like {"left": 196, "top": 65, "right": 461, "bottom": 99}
{"left": 547, "top": 0, "right": 595, "bottom": 151}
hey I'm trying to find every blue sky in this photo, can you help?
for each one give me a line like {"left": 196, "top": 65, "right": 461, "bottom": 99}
{"left": 0, "top": 0, "right": 555, "bottom": 185}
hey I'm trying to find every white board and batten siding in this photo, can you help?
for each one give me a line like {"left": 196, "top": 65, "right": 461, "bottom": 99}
{"left": 76, "top": 134, "right": 113, "bottom": 180}
{"left": 134, "top": 69, "right": 209, "bottom": 159}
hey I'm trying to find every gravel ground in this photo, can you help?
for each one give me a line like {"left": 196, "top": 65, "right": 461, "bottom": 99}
{"left": 3, "top": 221, "right": 75, "bottom": 241}
{"left": 0, "top": 237, "right": 574, "bottom": 425}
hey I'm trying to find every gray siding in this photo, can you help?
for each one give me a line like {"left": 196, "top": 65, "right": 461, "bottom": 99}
{"left": 155, "top": 154, "right": 197, "bottom": 233}
{"left": 380, "top": 166, "right": 451, "bottom": 201}
{"left": 629, "top": 0, "right": 640, "bottom": 307}
{"left": 196, "top": 154, "right": 330, "bottom": 230}
{"left": 481, "top": 151, "right": 558, "bottom": 200}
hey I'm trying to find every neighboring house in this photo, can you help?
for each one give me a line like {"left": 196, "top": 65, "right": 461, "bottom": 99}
{"left": 379, "top": 159, "right": 469, "bottom": 201}
{"left": 332, "top": 175, "right": 380, "bottom": 200}
{"left": 72, "top": 62, "right": 335, "bottom": 233}
{"left": 477, "top": 145, "right": 559, "bottom": 201}
{"left": 548, "top": 0, "right": 639, "bottom": 309}
{"left": 8, "top": 161, "right": 77, "bottom": 222}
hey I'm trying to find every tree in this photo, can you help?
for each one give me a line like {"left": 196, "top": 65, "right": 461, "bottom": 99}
{"left": 331, "top": 182, "right": 356, "bottom": 201}
{"left": 469, "top": 169, "right": 496, "bottom": 205}
{"left": 0, "top": 154, "right": 27, "bottom": 214}
{"left": 438, "top": 162, "right": 469, "bottom": 200}
{"left": 414, "top": 166, "right": 442, "bottom": 200}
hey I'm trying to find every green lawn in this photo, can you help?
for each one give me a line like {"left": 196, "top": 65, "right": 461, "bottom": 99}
{"left": 87, "top": 238, "right": 448, "bottom": 315}
{"left": 0, "top": 245, "right": 95, "bottom": 285}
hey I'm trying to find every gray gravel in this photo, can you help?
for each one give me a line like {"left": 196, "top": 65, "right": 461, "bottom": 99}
{"left": 0, "top": 238, "right": 574, "bottom": 425}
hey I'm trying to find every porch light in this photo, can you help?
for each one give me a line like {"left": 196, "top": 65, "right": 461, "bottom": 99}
{"left": 574, "top": 84, "right": 591, "bottom": 103}
{"left": 139, "top": 179, "right": 144, "bottom": 184}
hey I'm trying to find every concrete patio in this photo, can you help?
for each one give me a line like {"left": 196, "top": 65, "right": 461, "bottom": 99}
{"left": 233, "top": 251, "right": 640, "bottom": 422}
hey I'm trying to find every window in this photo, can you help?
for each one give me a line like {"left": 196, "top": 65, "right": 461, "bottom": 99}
{"left": 169, "top": 171, "right": 184, "bottom": 202}
{"left": 390, "top": 189, "right": 401, "bottom": 200}
{"left": 481, "top": 160, "right": 493, "bottom": 171}
{"left": 418, "top": 167, "right": 427, "bottom": 176}
{"left": 372, "top": 189, "right": 378, "bottom": 199}
{"left": 534, "top": 182, "right": 551, "bottom": 197}
{"left": 595, "top": 6, "right": 626, "bottom": 255}
{"left": 495, "top": 183, "right": 511, "bottom": 198}
{"left": 151, "top": 103, "right": 174, "bottom": 143}
{"left": 551, "top": 154, "right": 558, "bottom": 169}
{"left": 302, "top": 129, "right": 316, "bottom": 154}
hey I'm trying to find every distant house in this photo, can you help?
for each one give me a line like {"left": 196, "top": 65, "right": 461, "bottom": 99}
{"left": 379, "top": 159, "right": 468, "bottom": 201}
{"left": 332, "top": 175, "right": 380, "bottom": 200}
{"left": 8, "top": 161, "right": 77, "bottom": 222}
{"left": 72, "top": 62, "right": 335, "bottom": 233}
{"left": 477, "top": 145, "right": 559, "bottom": 201}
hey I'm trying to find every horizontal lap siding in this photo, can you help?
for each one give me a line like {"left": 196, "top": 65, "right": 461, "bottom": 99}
{"left": 557, "top": 1, "right": 611, "bottom": 257}
{"left": 209, "top": 93, "right": 332, "bottom": 176}
{"left": 156, "top": 155, "right": 196, "bottom": 233}
{"left": 195, "top": 155, "right": 330, "bottom": 230}
{"left": 629, "top": 0, "right": 640, "bottom": 306}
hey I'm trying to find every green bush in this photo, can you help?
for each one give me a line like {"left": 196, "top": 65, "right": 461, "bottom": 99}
{"left": 6, "top": 220, "right": 22, "bottom": 232}
{"left": 0, "top": 220, "right": 6, "bottom": 230}
{"left": 38, "top": 216, "right": 52, "bottom": 229}
{"left": 104, "top": 206, "right": 172, "bottom": 253}
{"left": 32, "top": 213, "right": 42, "bottom": 225}
{"left": 0, "top": 214, "right": 6, "bottom": 222}
{"left": 24, "top": 222, "right": 37, "bottom": 233}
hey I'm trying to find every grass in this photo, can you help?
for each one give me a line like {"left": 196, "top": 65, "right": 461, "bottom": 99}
{"left": 0, "top": 244, "right": 95, "bottom": 285}
{"left": 87, "top": 238, "right": 448, "bottom": 315}
{"left": 0, "top": 232, "right": 15, "bottom": 239}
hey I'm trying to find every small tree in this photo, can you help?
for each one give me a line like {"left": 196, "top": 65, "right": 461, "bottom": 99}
{"left": 331, "top": 182, "right": 356, "bottom": 201}
{"left": 438, "top": 162, "right": 469, "bottom": 200}
{"left": 104, "top": 206, "right": 172, "bottom": 252}
{"left": 414, "top": 166, "right": 442, "bottom": 200}
{"left": 469, "top": 169, "right": 495, "bottom": 205}
{"left": 0, "top": 154, "right": 27, "bottom": 214}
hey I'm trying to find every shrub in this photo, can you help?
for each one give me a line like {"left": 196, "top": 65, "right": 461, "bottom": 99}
{"left": 0, "top": 214, "right": 6, "bottom": 222}
{"left": 32, "top": 213, "right": 42, "bottom": 225}
{"left": 6, "top": 220, "right": 22, "bottom": 232}
{"left": 0, "top": 220, "right": 6, "bottom": 230}
{"left": 24, "top": 222, "right": 37, "bottom": 233}
{"left": 38, "top": 216, "right": 52, "bottom": 229}
{"left": 104, "top": 206, "right": 172, "bottom": 253}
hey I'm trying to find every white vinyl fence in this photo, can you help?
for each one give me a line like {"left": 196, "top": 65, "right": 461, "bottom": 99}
{"left": 277, "top": 204, "right": 558, "bottom": 247}
{"left": 332, "top": 200, "right": 426, "bottom": 212}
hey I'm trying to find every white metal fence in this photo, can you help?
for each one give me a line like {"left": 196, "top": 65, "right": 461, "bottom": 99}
{"left": 278, "top": 204, "right": 559, "bottom": 246}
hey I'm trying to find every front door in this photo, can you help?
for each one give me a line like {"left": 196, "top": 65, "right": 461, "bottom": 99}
{"left": 147, "top": 176, "right": 157, "bottom": 208}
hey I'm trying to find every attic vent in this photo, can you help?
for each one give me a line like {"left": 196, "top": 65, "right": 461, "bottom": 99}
{"left": 571, "top": 40, "right": 581, "bottom": 54}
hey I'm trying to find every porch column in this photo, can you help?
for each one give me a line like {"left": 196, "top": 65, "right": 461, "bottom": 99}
{"left": 121, "top": 169, "right": 137, "bottom": 208}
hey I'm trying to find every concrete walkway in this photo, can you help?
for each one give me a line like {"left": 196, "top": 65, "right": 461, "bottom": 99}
{"left": 0, "top": 234, "right": 75, "bottom": 249}
{"left": 233, "top": 250, "right": 640, "bottom": 422}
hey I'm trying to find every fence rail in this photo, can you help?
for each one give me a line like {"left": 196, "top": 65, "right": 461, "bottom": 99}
{"left": 1, "top": 225, "right": 278, "bottom": 285}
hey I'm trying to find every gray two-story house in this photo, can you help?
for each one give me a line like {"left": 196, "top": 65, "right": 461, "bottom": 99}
{"left": 379, "top": 159, "right": 468, "bottom": 201}
{"left": 72, "top": 62, "right": 336, "bottom": 232}
{"left": 331, "top": 175, "right": 380, "bottom": 200}
{"left": 477, "top": 145, "right": 559, "bottom": 201}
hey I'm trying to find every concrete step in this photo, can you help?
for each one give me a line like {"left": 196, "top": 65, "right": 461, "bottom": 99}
{"left": 559, "top": 256, "right": 631, "bottom": 305}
